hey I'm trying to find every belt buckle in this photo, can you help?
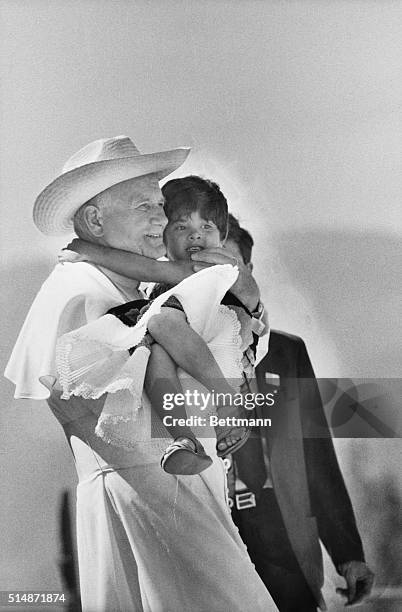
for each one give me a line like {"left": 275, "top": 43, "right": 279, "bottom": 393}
{"left": 235, "top": 491, "right": 256, "bottom": 510}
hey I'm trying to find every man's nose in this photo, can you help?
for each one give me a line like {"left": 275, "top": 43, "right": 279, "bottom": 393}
{"left": 150, "top": 205, "right": 167, "bottom": 227}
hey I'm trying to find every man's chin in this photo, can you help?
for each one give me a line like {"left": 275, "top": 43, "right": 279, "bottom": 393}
{"left": 142, "top": 244, "right": 167, "bottom": 260}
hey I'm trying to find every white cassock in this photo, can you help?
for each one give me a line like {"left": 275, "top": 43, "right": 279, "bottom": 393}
{"left": 5, "top": 261, "right": 277, "bottom": 612}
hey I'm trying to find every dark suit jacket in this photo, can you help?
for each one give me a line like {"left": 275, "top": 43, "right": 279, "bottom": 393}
{"left": 253, "top": 330, "right": 365, "bottom": 608}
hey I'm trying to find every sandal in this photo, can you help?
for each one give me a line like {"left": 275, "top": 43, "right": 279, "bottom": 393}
{"left": 216, "top": 426, "right": 251, "bottom": 458}
{"left": 161, "top": 437, "right": 213, "bottom": 475}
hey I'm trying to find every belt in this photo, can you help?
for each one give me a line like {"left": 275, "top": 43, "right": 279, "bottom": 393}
{"left": 223, "top": 453, "right": 272, "bottom": 511}
{"left": 229, "top": 489, "right": 257, "bottom": 510}
{"left": 229, "top": 486, "right": 279, "bottom": 511}
{"left": 223, "top": 456, "right": 258, "bottom": 510}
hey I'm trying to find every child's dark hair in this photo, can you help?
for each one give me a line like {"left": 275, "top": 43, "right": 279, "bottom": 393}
{"left": 162, "top": 176, "right": 228, "bottom": 240}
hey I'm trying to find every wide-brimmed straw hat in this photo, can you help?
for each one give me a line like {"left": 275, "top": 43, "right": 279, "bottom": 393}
{"left": 33, "top": 135, "right": 190, "bottom": 235}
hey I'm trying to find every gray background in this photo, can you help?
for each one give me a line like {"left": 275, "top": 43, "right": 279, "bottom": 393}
{"left": 1, "top": 1, "right": 401, "bottom": 609}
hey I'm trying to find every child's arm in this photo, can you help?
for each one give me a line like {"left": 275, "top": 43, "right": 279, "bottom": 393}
{"left": 62, "top": 238, "right": 194, "bottom": 285}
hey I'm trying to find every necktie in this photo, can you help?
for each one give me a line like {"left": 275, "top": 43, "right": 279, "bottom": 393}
{"left": 233, "top": 376, "right": 269, "bottom": 496}
{"left": 233, "top": 432, "right": 267, "bottom": 496}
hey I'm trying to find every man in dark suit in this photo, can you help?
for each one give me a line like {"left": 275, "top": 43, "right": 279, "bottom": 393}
{"left": 224, "top": 215, "right": 374, "bottom": 612}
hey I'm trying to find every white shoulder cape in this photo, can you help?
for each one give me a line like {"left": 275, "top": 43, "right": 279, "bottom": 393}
{"left": 4, "top": 262, "right": 126, "bottom": 400}
{"left": 5, "top": 262, "right": 242, "bottom": 449}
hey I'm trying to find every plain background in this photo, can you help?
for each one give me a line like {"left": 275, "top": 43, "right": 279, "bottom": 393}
{"left": 1, "top": 1, "right": 401, "bottom": 609}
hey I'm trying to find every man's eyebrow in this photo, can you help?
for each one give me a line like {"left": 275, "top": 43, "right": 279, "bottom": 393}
{"left": 134, "top": 197, "right": 165, "bottom": 206}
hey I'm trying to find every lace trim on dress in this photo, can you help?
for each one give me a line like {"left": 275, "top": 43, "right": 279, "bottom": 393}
{"left": 56, "top": 265, "right": 240, "bottom": 449}
{"left": 210, "top": 304, "right": 244, "bottom": 376}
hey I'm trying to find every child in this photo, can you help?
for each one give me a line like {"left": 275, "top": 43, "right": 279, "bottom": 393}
{"left": 61, "top": 176, "right": 256, "bottom": 475}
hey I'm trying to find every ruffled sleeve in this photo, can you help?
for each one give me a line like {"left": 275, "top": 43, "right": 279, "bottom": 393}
{"left": 56, "top": 264, "right": 240, "bottom": 449}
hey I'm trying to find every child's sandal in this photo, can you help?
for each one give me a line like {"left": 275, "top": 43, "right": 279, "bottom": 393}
{"left": 161, "top": 437, "right": 213, "bottom": 475}
{"left": 216, "top": 426, "right": 251, "bottom": 458}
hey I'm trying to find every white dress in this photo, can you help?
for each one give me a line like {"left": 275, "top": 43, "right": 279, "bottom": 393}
{"left": 48, "top": 389, "right": 277, "bottom": 612}
{"left": 6, "top": 262, "right": 277, "bottom": 612}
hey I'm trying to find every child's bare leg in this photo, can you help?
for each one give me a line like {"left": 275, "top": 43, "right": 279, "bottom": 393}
{"left": 144, "top": 342, "right": 213, "bottom": 475}
{"left": 145, "top": 342, "right": 197, "bottom": 442}
{"left": 147, "top": 308, "right": 248, "bottom": 454}
{"left": 147, "top": 308, "right": 236, "bottom": 396}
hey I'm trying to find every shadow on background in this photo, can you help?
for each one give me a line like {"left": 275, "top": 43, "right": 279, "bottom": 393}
{"left": 0, "top": 259, "right": 78, "bottom": 593}
{"left": 0, "top": 258, "right": 54, "bottom": 371}
{"left": 271, "top": 228, "right": 401, "bottom": 377}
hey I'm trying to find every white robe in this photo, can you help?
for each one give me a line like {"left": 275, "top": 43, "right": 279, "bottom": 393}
{"left": 5, "top": 261, "right": 277, "bottom": 612}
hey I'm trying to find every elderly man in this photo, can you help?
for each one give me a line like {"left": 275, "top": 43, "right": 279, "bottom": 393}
{"left": 5, "top": 136, "right": 277, "bottom": 612}
{"left": 224, "top": 215, "right": 374, "bottom": 612}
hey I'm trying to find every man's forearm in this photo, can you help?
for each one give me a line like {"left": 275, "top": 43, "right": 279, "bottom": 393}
{"left": 230, "top": 273, "right": 260, "bottom": 312}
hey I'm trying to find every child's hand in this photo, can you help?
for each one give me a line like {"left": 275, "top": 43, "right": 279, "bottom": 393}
{"left": 58, "top": 238, "right": 96, "bottom": 264}
{"left": 57, "top": 249, "right": 88, "bottom": 264}
{"left": 191, "top": 247, "right": 260, "bottom": 312}
{"left": 65, "top": 238, "right": 90, "bottom": 256}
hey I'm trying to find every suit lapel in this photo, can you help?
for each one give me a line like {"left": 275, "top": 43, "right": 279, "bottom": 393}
{"left": 255, "top": 338, "right": 311, "bottom": 514}
{"left": 255, "top": 332, "right": 325, "bottom": 607}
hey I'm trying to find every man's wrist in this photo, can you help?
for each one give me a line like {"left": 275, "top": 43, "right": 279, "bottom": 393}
{"left": 250, "top": 301, "right": 267, "bottom": 337}
{"left": 240, "top": 290, "right": 260, "bottom": 313}
{"left": 250, "top": 300, "right": 264, "bottom": 318}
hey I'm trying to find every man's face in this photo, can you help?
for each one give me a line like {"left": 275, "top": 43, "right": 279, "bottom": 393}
{"left": 224, "top": 238, "right": 253, "bottom": 272}
{"left": 100, "top": 175, "right": 167, "bottom": 258}
{"left": 163, "top": 211, "right": 222, "bottom": 261}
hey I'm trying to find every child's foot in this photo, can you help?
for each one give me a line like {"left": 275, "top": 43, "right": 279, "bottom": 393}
{"left": 161, "top": 437, "right": 213, "bottom": 475}
{"left": 213, "top": 403, "right": 251, "bottom": 457}
{"left": 215, "top": 426, "right": 251, "bottom": 457}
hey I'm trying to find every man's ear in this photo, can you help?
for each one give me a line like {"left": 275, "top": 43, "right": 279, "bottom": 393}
{"left": 83, "top": 205, "right": 104, "bottom": 237}
{"left": 246, "top": 261, "right": 253, "bottom": 272}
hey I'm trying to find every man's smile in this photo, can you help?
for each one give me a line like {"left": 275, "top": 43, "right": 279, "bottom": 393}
{"left": 145, "top": 233, "right": 163, "bottom": 240}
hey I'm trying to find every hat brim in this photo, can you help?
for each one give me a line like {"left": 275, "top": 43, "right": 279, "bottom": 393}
{"left": 33, "top": 147, "right": 190, "bottom": 235}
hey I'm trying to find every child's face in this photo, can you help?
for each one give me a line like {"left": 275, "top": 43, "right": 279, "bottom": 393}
{"left": 164, "top": 211, "right": 222, "bottom": 261}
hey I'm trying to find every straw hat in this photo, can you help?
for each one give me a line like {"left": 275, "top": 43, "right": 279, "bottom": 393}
{"left": 33, "top": 135, "right": 190, "bottom": 235}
